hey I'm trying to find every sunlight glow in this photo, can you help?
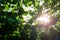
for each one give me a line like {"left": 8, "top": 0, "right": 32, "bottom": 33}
{"left": 37, "top": 14, "right": 50, "bottom": 23}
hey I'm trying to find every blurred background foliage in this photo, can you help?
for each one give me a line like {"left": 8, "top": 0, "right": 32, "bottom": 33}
{"left": 0, "top": 0, "right": 60, "bottom": 40}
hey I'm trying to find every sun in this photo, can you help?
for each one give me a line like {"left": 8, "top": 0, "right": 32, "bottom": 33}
{"left": 36, "top": 14, "right": 51, "bottom": 32}
{"left": 37, "top": 14, "right": 50, "bottom": 24}
{"left": 40, "top": 14, "right": 50, "bottom": 23}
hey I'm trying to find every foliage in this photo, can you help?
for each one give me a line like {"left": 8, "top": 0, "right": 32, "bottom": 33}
{"left": 0, "top": 0, "right": 60, "bottom": 40}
